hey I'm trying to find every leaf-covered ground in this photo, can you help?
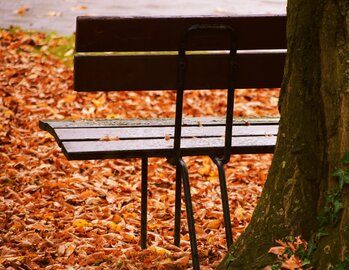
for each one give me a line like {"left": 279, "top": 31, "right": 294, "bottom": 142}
{"left": 0, "top": 28, "right": 279, "bottom": 269}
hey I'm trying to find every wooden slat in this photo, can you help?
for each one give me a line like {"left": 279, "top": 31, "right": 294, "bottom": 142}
{"left": 62, "top": 135, "right": 277, "bottom": 160}
{"left": 39, "top": 117, "right": 279, "bottom": 159}
{"left": 76, "top": 15, "right": 286, "bottom": 52}
{"left": 54, "top": 125, "right": 278, "bottom": 141}
{"left": 74, "top": 51, "right": 285, "bottom": 91}
{"left": 39, "top": 117, "right": 279, "bottom": 129}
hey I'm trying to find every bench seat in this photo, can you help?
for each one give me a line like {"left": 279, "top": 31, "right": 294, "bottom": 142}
{"left": 39, "top": 117, "right": 278, "bottom": 160}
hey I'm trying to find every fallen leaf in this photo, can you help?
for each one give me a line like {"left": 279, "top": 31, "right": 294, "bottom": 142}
{"left": 281, "top": 254, "right": 303, "bottom": 269}
{"left": 123, "top": 233, "right": 136, "bottom": 243}
{"left": 149, "top": 245, "right": 170, "bottom": 256}
{"left": 268, "top": 246, "right": 286, "bottom": 256}
{"left": 107, "top": 222, "right": 122, "bottom": 232}
{"left": 65, "top": 243, "right": 76, "bottom": 257}
{"left": 62, "top": 94, "right": 76, "bottom": 103}
{"left": 15, "top": 6, "right": 29, "bottom": 16}
{"left": 57, "top": 244, "right": 66, "bottom": 256}
{"left": 100, "top": 135, "right": 120, "bottom": 141}
{"left": 206, "top": 219, "right": 221, "bottom": 229}
{"left": 72, "top": 219, "right": 91, "bottom": 228}
{"left": 112, "top": 213, "right": 123, "bottom": 223}
{"left": 47, "top": 11, "right": 62, "bottom": 17}
{"left": 71, "top": 5, "right": 88, "bottom": 11}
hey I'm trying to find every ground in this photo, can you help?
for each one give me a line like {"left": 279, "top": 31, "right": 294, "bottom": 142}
{"left": 0, "top": 28, "right": 279, "bottom": 269}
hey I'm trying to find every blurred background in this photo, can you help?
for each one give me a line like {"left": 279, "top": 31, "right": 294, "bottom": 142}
{"left": 1, "top": 0, "right": 286, "bottom": 34}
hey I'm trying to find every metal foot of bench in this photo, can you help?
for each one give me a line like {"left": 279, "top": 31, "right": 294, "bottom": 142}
{"left": 141, "top": 157, "right": 148, "bottom": 249}
{"left": 174, "top": 162, "right": 182, "bottom": 247}
{"left": 178, "top": 158, "right": 200, "bottom": 270}
{"left": 212, "top": 156, "right": 233, "bottom": 249}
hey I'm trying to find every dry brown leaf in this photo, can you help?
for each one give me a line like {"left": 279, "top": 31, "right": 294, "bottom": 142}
{"left": 79, "top": 190, "right": 98, "bottom": 199}
{"left": 65, "top": 243, "right": 76, "bottom": 257}
{"left": 47, "top": 11, "right": 62, "bottom": 17}
{"left": 268, "top": 246, "right": 286, "bottom": 256}
{"left": 100, "top": 135, "right": 120, "bottom": 141}
{"left": 72, "top": 219, "right": 91, "bottom": 228}
{"left": 112, "top": 213, "right": 123, "bottom": 223}
{"left": 71, "top": 5, "right": 88, "bottom": 11}
{"left": 164, "top": 134, "right": 171, "bottom": 140}
{"left": 15, "top": 6, "right": 29, "bottom": 16}
{"left": 281, "top": 254, "right": 303, "bottom": 269}
{"left": 62, "top": 93, "right": 76, "bottom": 103}
{"left": 206, "top": 219, "right": 222, "bottom": 229}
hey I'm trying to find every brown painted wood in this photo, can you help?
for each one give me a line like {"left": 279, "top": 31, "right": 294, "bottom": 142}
{"left": 62, "top": 135, "right": 277, "bottom": 160}
{"left": 75, "top": 15, "right": 286, "bottom": 52}
{"left": 40, "top": 15, "right": 284, "bottom": 161}
{"left": 39, "top": 117, "right": 279, "bottom": 129}
{"left": 74, "top": 51, "right": 285, "bottom": 91}
{"left": 53, "top": 125, "right": 278, "bottom": 141}
{"left": 39, "top": 117, "right": 278, "bottom": 160}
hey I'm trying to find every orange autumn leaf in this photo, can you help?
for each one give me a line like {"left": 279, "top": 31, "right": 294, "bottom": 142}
{"left": 268, "top": 236, "right": 309, "bottom": 269}
{"left": 92, "top": 96, "right": 106, "bottom": 107}
{"left": 78, "top": 190, "right": 98, "bottom": 199}
{"left": 62, "top": 94, "right": 76, "bottom": 103}
{"left": 199, "top": 165, "right": 211, "bottom": 175}
{"left": 15, "top": 6, "right": 29, "bottom": 16}
{"left": 149, "top": 245, "right": 170, "bottom": 256}
{"left": 164, "top": 134, "right": 171, "bottom": 141}
{"left": 112, "top": 213, "right": 123, "bottom": 223}
{"left": 123, "top": 233, "right": 136, "bottom": 243}
{"left": 100, "top": 135, "right": 120, "bottom": 141}
{"left": 65, "top": 243, "right": 76, "bottom": 257}
{"left": 4, "top": 110, "right": 14, "bottom": 116}
{"left": 206, "top": 219, "right": 221, "bottom": 229}
{"left": 281, "top": 254, "right": 303, "bottom": 269}
{"left": 83, "top": 252, "right": 107, "bottom": 266}
{"left": 268, "top": 246, "right": 286, "bottom": 256}
{"left": 57, "top": 243, "right": 76, "bottom": 257}
{"left": 107, "top": 222, "right": 122, "bottom": 232}
{"left": 72, "top": 219, "right": 91, "bottom": 228}
{"left": 71, "top": 5, "right": 88, "bottom": 11}
{"left": 47, "top": 11, "right": 62, "bottom": 17}
{"left": 275, "top": 239, "right": 288, "bottom": 247}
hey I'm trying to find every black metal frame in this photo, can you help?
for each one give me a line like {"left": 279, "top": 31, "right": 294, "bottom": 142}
{"left": 141, "top": 157, "right": 148, "bottom": 249}
{"left": 140, "top": 24, "right": 237, "bottom": 270}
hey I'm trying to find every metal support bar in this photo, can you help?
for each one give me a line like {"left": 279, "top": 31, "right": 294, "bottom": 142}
{"left": 178, "top": 158, "right": 200, "bottom": 270}
{"left": 173, "top": 42, "right": 186, "bottom": 159}
{"left": 212, "top": 156, "right": 233, "bottom": 249}
{"left": 169, "top": 23, "right": 237, "bottom": 269}
{"left": 140, "top": 157, "right": 148, "bottom": 249}
{"left": 222, "top": 84, "right": 235, "bottom": 164}
{"left": 174, "top": 163, "right": 182, "bottom": 246}
{"left": 175, "top": 24, "right": 237, "bottom": 164}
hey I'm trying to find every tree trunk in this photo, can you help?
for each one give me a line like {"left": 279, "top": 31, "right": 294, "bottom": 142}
{"left": 218, "top": 0, "right": 349, "bottom": 269}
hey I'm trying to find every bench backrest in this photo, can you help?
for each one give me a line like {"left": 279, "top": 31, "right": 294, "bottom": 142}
{"left": 74, "top": 15, "right": 286, "bottom": 92}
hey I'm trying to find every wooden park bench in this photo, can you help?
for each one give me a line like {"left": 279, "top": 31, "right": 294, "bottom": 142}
{"left": 39, "top": 15, "right": 286, "bottom": 269}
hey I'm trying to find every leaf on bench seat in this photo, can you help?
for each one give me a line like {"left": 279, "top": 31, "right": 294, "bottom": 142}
{"left": 99, "top": 135, "right": 120, "bottom": 141}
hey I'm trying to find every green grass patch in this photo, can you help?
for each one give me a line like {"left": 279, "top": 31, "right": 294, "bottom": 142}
{"left": 3, "top": 26, "right": 75, "bottom": 67}
{"left": 41, "top": 31, "right": 75, "bottom": 67}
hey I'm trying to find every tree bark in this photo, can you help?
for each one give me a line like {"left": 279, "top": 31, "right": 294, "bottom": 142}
{"left": 218, "top": 0, "right": 349, "bottom": 269}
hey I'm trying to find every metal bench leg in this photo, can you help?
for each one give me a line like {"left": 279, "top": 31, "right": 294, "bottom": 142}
{"left": 141, "top": 157, "right": 148, "bottom": 249}
{"left": 174, "top": 163, "right": 182, "bottom": 246}
{"left": 178, "top": 158, "right": 200, "bottom": 270}
{"left": 212, "top": 157, "right": 233, "bottom": 249}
